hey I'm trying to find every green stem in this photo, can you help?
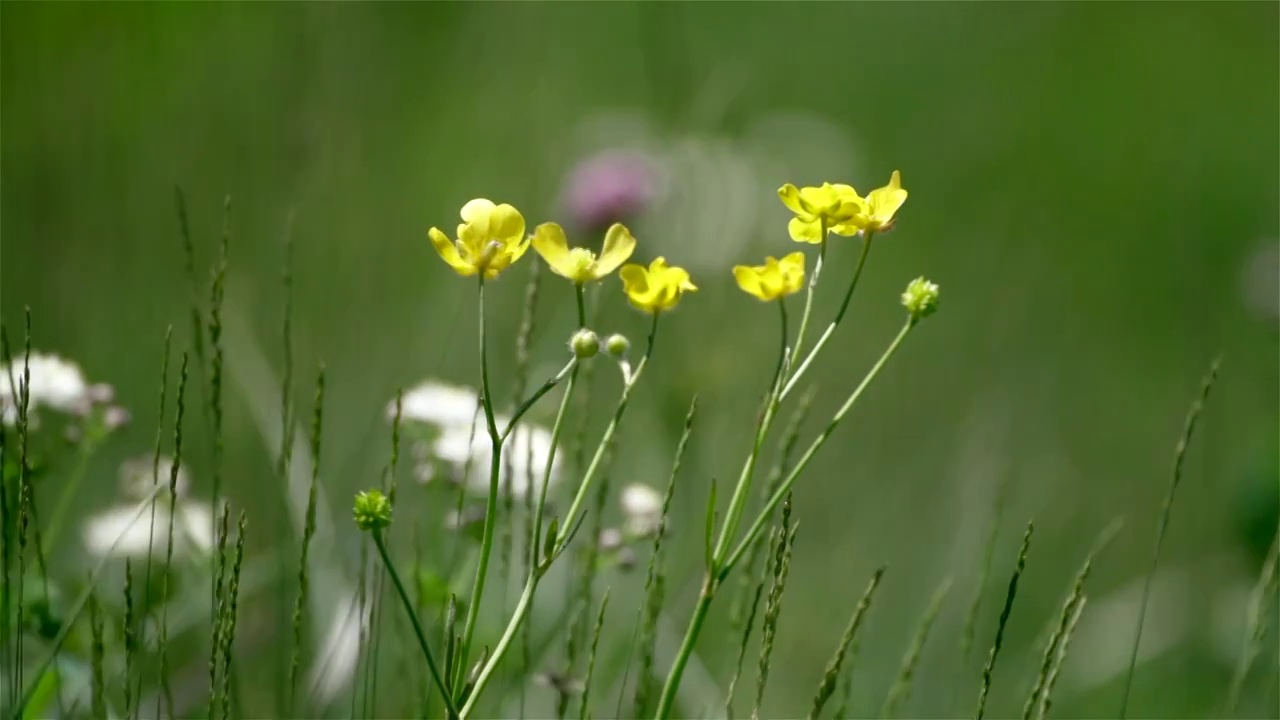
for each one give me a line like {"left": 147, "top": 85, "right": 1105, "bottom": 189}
{"left": 40, "top": 428, "right": 104, "bottom": 551}
{"left": 654, "top": 576, "right": 715, "bottom": 720}
{"left": 460, "top": 575, "right": 537, "bottom": 719}
{"left": 723, "top": 319, "right": 913, "bottom": 576}
{"left": 788, "top": 230, "right": 827, "bottom": 365}
{"left": 455, "top": 277, "right": 503, "bottom": 694}
{"left": 500, "top": 359, "right": 576, "bottom": 443}
{"left": 781, "top": 232, "right": 874, "bottom": 400}
{"left": 372, "top": 530, "right": 458, "bottom": 718}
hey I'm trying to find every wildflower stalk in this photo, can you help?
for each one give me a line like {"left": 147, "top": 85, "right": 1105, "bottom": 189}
{"left": 579, "top": 590, "right": 610, "bottom": 720}
{"left": 883, "top": 576, "right": 953, "bottom": 718}
{"left": 288, "top": 366, "right": 325, "bottom": 711}
{"left": 809, "top": 566, "right": 887, "bottom": 720}
{"left": 156, "top": 352, "right": 191, "bottom": 720}
{"left": 371, "top": 528, "right": 459, "bottom": 717}
{"left": 460, "top": 312, "right": 660, "bottom": 719}
{"left": 1225, "top": 527, "right": 1280, "bottom": 713}
{"left": 975, "top": 522, "right": 1034, "bottom": 720}
{"left": 787, "top": 226, "right": 826, "bottom": 366}
{"left": 136, "top": 325, "right": 173, "bottom": 719}
{"left": 781, "top": 232, "right": 874, "bottom": 400}
{"left": 657, "top": 317, "right": 917, "bottom": 720}
{"left": 1119, "top": 356, "right": 1219, "bottom": 719}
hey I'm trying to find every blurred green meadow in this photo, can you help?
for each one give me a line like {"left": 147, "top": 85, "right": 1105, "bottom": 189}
{"left": 2, "top": 2, "right": 1278, "bottom": 718}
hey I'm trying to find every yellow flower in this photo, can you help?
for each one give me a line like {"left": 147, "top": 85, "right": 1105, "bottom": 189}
{"left": 531, "top": 222, "right": 636, "bottom": 284}
{"left": 853, "top": 170, "right": 908, "bottom": 233}
{"left": 777, "top": 182, "right": 866, "bottom": 243}
{"left": 619, "top": 257, "right": 697, "bottom": 313}
{"left": 732, "top": 252, "right": 806, "bottom": 302}
{"left": 428, "top": 198, "right": 530, "bottom": 279}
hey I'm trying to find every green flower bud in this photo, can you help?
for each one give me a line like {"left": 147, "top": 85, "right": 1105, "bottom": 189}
{"left": 901, "top": 277, "right": 940, "bottom": 320}
{"left": 604, "top": 333, "right": 630, "bottom": 357}
{"left": 353, "top": 489, "right": 392, "bottom": 531}
{"left": 570, "top": 329, "right": 600, "bottom": 359}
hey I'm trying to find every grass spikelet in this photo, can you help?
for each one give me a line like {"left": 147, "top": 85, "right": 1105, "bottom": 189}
{"left": 89, "top": 591, "right": 106, "bottom": 719}
{"left": 974, "top": 521, "right": 1033, "bottom": 720}
{"left": 578, "top": 589, "right": 610, "bottom": 720}
{"left": 1023, "top": 518, "right": 1122, "bottom": 720}
{"left": 137, "top": 325, "right": 173, "bottom": 715}
{"left": 753, "top": 494, "right": 796, "bottom": 720}
{"left": 1225, "top": 527, "right": 1280, "bottom": 713}
{"left": 13, "top": 318, "right": 31, "bottom": 702}
{"left": 1039, "top": 595, "right": 1087, "bottom": 720}
{"left": 155, "top": 351, "right": 189, "bottom": 719}
{"left": 123, "top": 558, "right": 136, "bottom": 718}
{"left": 275, "top": 211, "right": 296, "bottom": 718}
{"left": 725, "top": 577, "right": 765, "bottom": 719}
{"left": 289, "top": 364, "right": 326, "bottom": 710}
{"left": 209, "top": 502, "right": 232, "bottom": 718}
{"left": 634, "top": 396, "right": 698, "bottom": 717}
{"left": 882, "top": 576, "right": 953, "bottom": 718}
{"left": 174, "top": 187, "right": 207, "bottom": 368}
{"left": 208, "top": 195, "right": 230, "bottom": 540}
{"left": 809, "top": 565, "right": 887, "bottom": 720}
{"left": 220, "top": 511, "right": 248, "bottom": 720}
{"left": 1119, "top": 356, "right": 1219, "bottom": 718}
{"left": 962, "top": 471, "right": 1012, "bottom": 659}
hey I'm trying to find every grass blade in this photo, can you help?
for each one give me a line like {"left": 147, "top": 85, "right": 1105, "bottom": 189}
{"left": 219, "top": 511, "right": 248, "bottom": 720}
{"left": 155, "top": 351, "right": 191, "bottom": 719}
{"left": 578, "top": 589, "right": 610, "bottom": 720}
{"left": 1039, "top": 596, "right": 1087, "bottom": 720}
{"left": 1225, "top": 527, "right": 1280, "bottom": 713}
{"left": 289, "top": 365, "right": 326, "bottom": 712}
{"left": 752, "top": 495, "right": 796, "bottom": 720}
{"left": 975, "top": 521, "right": 1033, "bottom": 720}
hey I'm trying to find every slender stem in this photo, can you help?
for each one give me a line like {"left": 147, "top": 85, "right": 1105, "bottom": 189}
{"left": 40, "top": 429, "right": 104, "bottom": 552}
{"left": 372, "top": 530, "right": 458, "bottom": 718}
{"left": 556, "top": 312, "right": 659, "bottom": 545}
{"left": 460, "top": 576, "right": 537, "bottom": 719}
{"left": 499, "top": 359, "right": 576, "bottom": 443}
{"left": 781, "top": 232, "right": 874, "bottom": 400}
{"left": 789, "top": 229, "right": 827, "bottom": 365}
{"left": 723, "top": 319, "right": 914, "bottom": 576}
{"left": 713, "top": 300, "right": 789, "bottom": 564}
{"left": 530, "top": 370, "right": 580, "bottom": 570}
{"left": 654, "top": 577, "right": 715, "bottom": 720}
{"left": 456, "top": 277, "right": 503, "bottom": 694}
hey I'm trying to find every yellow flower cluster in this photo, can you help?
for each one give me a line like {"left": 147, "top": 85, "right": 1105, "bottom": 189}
{"left": 733, "top": 170, "right": 908, "bottom": 302}
{"left": 427, "top": 170, "right": 906, "bottom": 310}
{"left": 428, "top": 200, "right": 696, "bottom": 314}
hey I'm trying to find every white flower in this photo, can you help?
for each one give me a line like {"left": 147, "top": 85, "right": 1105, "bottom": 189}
{"left": 82, "top": 499, "right": 215, "bottom": 559}
{"left": 0, "top": 352, "right": 90, "bottom": 424}
{"left": 395, "top": 380, "right": 563, "bottom": 501}
{"left": 621, "top": 483, "right": 664, "bottom": 538}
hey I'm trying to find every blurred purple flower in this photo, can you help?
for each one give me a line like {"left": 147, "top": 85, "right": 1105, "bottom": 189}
{"left": 561, "top": 151, "right": 658, "bottom": 233}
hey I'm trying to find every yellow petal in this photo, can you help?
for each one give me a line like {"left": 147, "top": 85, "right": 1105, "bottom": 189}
{"left": 460, "top": 198, "right": 496, "bottom": 225}
{"left": 866, "top": 170, "right": 907, "bottom": 227}
{"left": 531, "top": 222, "right": 576, "bottom": 279}
{"left": 733, "top": 265, "right": 767, "bottom": 301}
{"left": 487, "top": 203, "right": 526, "bottom": 244}
{"left": 777, "top": 184, "right": 809, "bottom": 217}
{"left": 788, "top": 217, "right": 823, "bottom": 244}
{"left": 778, "top": 251, "right": 806, "bottom": 295}
{"left": 619, "top": 263, "right": 657, "bottom": 312}
{"left": 428, "top": 227, "right": 476, "bottom": 276}
{"left": 594, "top": 224, "right": 636, "bottom": 278}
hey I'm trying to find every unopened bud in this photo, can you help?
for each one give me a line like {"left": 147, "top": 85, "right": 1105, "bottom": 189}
{"left": 570, "top": 329, "right": 600, "bottom": 359}
{"left": 605, "top": 334, "right": 630, "bottom": 357}
{"left": 353, "top": 490, "right": 392, "bottom": 531}
{"left": 901, "top": 277, "right": 940, "bottom": 320}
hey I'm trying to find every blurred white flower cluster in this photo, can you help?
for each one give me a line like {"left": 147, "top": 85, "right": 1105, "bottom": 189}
{"left": 393, "top": 380, "right": 563, "bottom": 501}
{"left": 0, "top": 351, "right": 128, "bottom": 431}
{"left": 82, "top": 454, "right": 215, "bottom": 559}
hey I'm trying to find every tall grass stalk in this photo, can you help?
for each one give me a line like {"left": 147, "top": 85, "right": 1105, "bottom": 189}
{"left": 288, "top": 365, "right": 325, "bottom": 711}
{"left": 123, "top": 558, "right": 136, "bottom": 719}
{"left": 209, "top": 503, "right": 232, "bottom": 718}
{"left": 89, "top": 592, "right": 106, "bottom": 719}
{"left": 14, "top": 315, "right": 31, "bottom": 701}
{"left": 578, "top": 589, "right": 610, "bottom": 720}
{"left": 155, "top": 352, "right": 190, "bottom": 719}
{"left": 752, "top": 496, "right": 796, "bottom": 720}
{"left": 1038, "top": 595, "right": 1087, "bottom": 720}
{"left": 724, "top": 577, "right": 765, "bottom": 719}
{"left": 219, "top": 511, "right": 248, "bottom": 720}
{"left": 635, "top": 397, "right": 698, "bottom": 718}
{"left": 366, "top": 392, "right": 404, "bottom": 718}
{"left": 274, "top": 209, "right": 296, "bottom": 718}
{"left": 1118, "top": 356, "right": 1220, "bottom": 718}
{"left": 808, "top": 566, "right": 887, "bottom": 720}
{"left": 1022, "top": 518, "right": 1122, "bottom": 720}
{"left": 882, "top": 576, "right": 953, "bottom": 718}
{"left": 174, "top": 187, "right": 207, "bottom": 376}
{"left": 1225, "top": 527, "right": 1280, "bottom": 713}
{"left": 974, "top": 521, "right": 1033, "bottom": 720}
{"left": 135, "top": 325, "right": 172, "bottom": 719}
{"left": 207, "top": 196, "right": 230, "bottom": 622}
{"left": 962, "top": 471, "right": 1011, "bottom": 659}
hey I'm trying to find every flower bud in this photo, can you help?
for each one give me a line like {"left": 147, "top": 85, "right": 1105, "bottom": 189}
{"left": 901, "top": 277, "right": 940, "bottom": 320}
{"left": 570, "top": 329, "right": 600, "bottom": 359}
{"left": 604, "top": 334, "right": 630, "bottom": 357}
{"left": 353, "top": 490, "right": 392, "bottom": 532}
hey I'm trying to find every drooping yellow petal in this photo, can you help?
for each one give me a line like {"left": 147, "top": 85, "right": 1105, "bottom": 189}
{"left": 864, "top": 170, "right": 907, "bottom": 230}
{"left": 778, "top": 251, "right": 806, "bottom": 295}
{"left": 594, "top": 224, "right": 636, "bottom": 278}
{"left": 788, "top": 217, "right": 823, "bottom": 244}
{"left": 532, "top": 222, "right": 577, "bottom": 279}
{"left": 777, "top": 184, "right": 811, "bottom": 218}
{"left": 733, "top": 265, "right": 767, "bottom": 301}
{"left": 428, "top": 227, "right": 477, "bottom": 277}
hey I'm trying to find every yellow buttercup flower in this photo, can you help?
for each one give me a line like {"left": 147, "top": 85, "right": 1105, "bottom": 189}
{"left": 531, "top": 222, "right": 636, "bottom": 284}
{"left": 853, "top": 170, "right": 908, "bottom": 233}
{"left": 733, "top": 252, "right": 805, "bottom": 302}
{"left": 428, "top": 198, "right": 530, "bottom": 279}
{"left": 777, "top": 182, "right": 866, "bottom": 244}
{"left": 619, "top": 257, "right": 697, "bottom": 313}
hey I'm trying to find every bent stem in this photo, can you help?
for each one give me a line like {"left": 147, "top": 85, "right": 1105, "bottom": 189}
{"left": 371, "top": 530, "right": 458, "bottom": 718}
{"left": 655, "top": 319, "right": 916, "bottom": 720}
{"left": 788, "top": 227, "right": 827, "bottom": 365}
{"left": 781, "top": 231, "right": 875, "bottom": 400}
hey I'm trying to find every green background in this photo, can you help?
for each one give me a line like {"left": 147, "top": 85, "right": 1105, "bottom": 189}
{"left": 3, "top": 2, "right": 1277, "bottom": 718}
